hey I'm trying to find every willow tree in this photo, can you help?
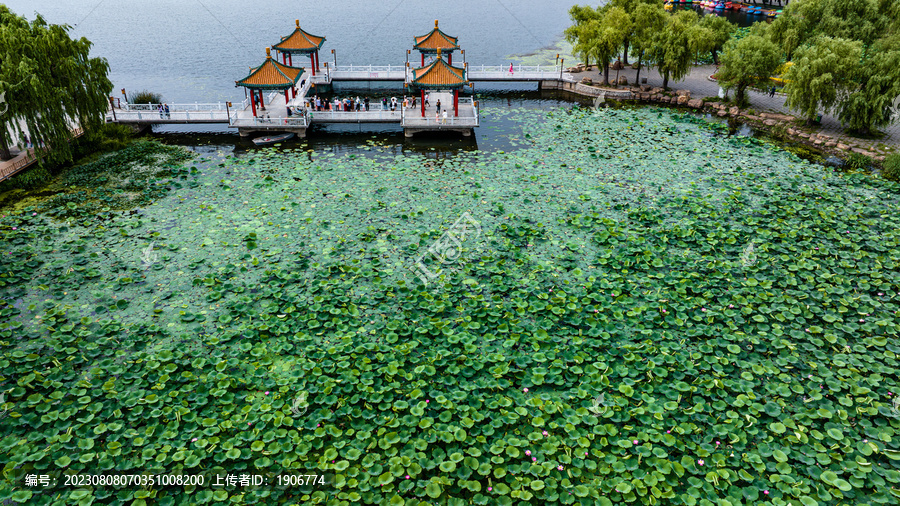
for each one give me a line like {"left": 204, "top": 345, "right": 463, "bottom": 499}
{"left": 838, "top": 35, "right": 900, "bottom": 134}
{"left": 630, "top": 3, "right": 668, "bottom": 85}
{"left": 0, "top": 6, "right": 112, "bottom": 162}
{"left": 783, "top": 36, "right": 863, "bottom": 124}
{"left": 649, "top": 10, "right": 701, "bottom": 90}
{"left": 565, "top": 5, "right": 603, "bottom": 67}
{"left": 717, "top": 34, "right": 781, "bottom": 107}
{"left": 698, "top": 14, "right": 736, "bottom": 65}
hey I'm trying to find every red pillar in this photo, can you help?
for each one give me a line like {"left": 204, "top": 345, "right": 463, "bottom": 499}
{"left": 421, "top": 54, "right": 425, "bottom": 66}
{"left": 289, "top": 53, "right": 293, "bottom": 66}
{"left": 251, "top": 90, "right": 257, "bottom": 117}
{"left": 259, "top": 90, "right": 266, "bottom": 110}
{"left": 454, "top": 89, "right": 459, "bottom": 116}
{"left": 315, "top": 50, "right": 320, "bottom": 72}
{"left": 421, "top": 89, "right": 425, "bottom": 117}
{"left": 282, "top": 53, "right": 287, "bottom": 65}
{"left": 285, "top": 89, "right": 290, "bottom": 104}
{"left": 310, "top": 54, "right": 316, "bottom": 76}
{"left": 292, "top": 87, "right": 297, "bottom": 98}
{"left": 449, "top": 54, "right": 452, "bottom": 65}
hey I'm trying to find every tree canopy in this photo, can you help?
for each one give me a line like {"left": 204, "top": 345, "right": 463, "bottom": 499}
{"left": 783, "top": 36, "right": 863, "bottom": 123}
{"left": 770, "top": 0, "right": 900, "bottom": 132}
{"left": 649, "top": 10, "right": 703, "bottom": 90}
{"left": 0, "top": 5, "right": 112, "bottom": 162}
{"left": 717, "top": 33, "right": 782, "bottom": 107}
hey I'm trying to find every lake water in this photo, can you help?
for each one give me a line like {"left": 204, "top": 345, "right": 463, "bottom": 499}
{"left": 8, "top": 1, "right": 770, "bottom": 105}
{"left": 8, "top": 0, "right": 574, "bottom": 104}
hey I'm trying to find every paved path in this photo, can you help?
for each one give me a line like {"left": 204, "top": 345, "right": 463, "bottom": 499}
{"left": 573, "top": 64, "right": 899, "bottom": 153}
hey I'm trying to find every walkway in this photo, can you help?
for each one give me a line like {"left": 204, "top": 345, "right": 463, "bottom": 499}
{"left": 570, "top": 64, "right": 899, "bottom": 153}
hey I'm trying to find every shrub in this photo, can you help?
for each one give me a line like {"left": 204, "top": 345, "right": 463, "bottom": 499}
{"left": 845, "top": 152, "right": 872, "bottom": 171}
{"left": 130, "top": 90, "right": 163, "bottom": 104}
{"left": 883, "top": 153, "right": 900, "bottom": 182}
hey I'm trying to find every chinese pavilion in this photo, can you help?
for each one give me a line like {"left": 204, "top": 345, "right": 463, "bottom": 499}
{"left": 235, "top": 48, "right": 305, "bottom": 117}
{"left": 413, "top": 20, "right": 460, "bottom": 66}
{"left": 272, "top": 20, "right": 325, "bottom": 76}
{"left": 410, "top": 48, "right": 468, "bottom": 117}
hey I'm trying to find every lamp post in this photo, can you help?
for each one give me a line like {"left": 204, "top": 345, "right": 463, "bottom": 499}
{"left": 560, "top": 59, "right": 564, "bottom": 80}
{"left": 331, "top": 49, "right": 336, "bottom": 68}
{"left": 226, "top": 101, "right": 232, "bottom": 125}
{"left": 121, "top": 88, "right": 128, "bottom": 104}
{"left": 407, "top": 49, "right": 410, "bottom": 65}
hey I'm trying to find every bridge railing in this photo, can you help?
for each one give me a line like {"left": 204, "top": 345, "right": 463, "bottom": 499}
{"left": 230, "top": 114, "right": 310, "bottom": 128}
{"left": 467, "top": 64, "right": 562, "bottom": 79}
{"left": 112, "top": 109, "right": 231, "bottom": 121}
{"left": 329, "top": 65, "right": 408, "bottom": 79}
{"left": 119, "top": 102, "right": 232, "bottom": 112}
{"left": 309, "top": 110, "right": 402, "bottom": 122}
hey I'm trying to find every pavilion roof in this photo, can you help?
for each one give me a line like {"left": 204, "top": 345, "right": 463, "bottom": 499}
{"left": 411, "top": 56, "right": 467, "bottom": 89}
{"left": 272, "top": 20, "right": 325, "bottom": 54}
{"left": 236, "top": 49, "right": 305, "bottom": 90}
{"left": 413, "top": 20, "right": 459, "bottom": 54}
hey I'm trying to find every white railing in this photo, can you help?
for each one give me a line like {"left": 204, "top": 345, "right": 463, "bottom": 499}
{"left": 111, "top": 109, "right": 231, "bottom": 122}
{"left": 468, "top": 64, "right": 562, "bottom": 80}
{"left": 309, "top": 110, "right": 403, "bottom": 122}
{"left": 231, "top": 115, "right": 309, "bottom": 128}
{"left": 119, "top": 102, "right": 231, "bottom": 112}
{"left": 330, "top": 65, "right": 408, "bottom": 80}
{"left": 402, "top": 116, "right": 479, "bottom": 127}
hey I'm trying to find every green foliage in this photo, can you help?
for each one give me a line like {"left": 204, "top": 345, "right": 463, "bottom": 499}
{"left": 883, "top": 153, "right": 900, "bottom": 181}
{"left": 837, "top": 35, "right": 900, "bottom": 134}
{"left": 2, "top": 108, "right": 900, "bottom": 505}
{"left": 627, "top": 3, "right": 668, "bottom": 83}
{"left": 718, "top": 35, "right": 782, "bottom": 107}
{"left": 846, "top": 152, "right": 873, "bottom": 171}
{"left": 0, "top": 5, "right": 112, "bottom": 163}
{"left": 0, "top": 165, "right": 52, "bottom": 193}
{"left": 130, "top": 90, "right": 163, "bottom": 105}
{"left": 783, "top": 37, "right": 864, "bottom": 123}
{"left": 565, "top": 5, "right": 632, "bottom": 83}
{"left": 649, "top": 10, "right": 702, "bottom": 89}
{"left": 697, "top": 13, "right": 737, "bottom": 64}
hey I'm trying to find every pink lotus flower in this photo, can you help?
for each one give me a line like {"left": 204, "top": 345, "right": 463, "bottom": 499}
{"left": 523, "top": 388, "right": 528, "bottom": 393}
{"left": 488, "top": 487, "right": 493, "bottom": 492}
{"left": 557, "top": 465, "right": 564, "bottom": 471}
{"left": 191, "top": 438, "right": 198, "bottom": 442}
{"left": 542, "top": 430, "right": 549, "bottom": 436}
{"left": 697, "top": 459, "right": 704, "bottom": 466}
{"left": 763, "top": 490, "right": 769, "bottom": 495}
{"left": 633, "top": 440, "right": 638, "bottom": 444}
{"left": 525, "top": 450, "right": 531, "bottom": 456}
{"left": 406, "top": 475, "right": 410, "bottom": 479}
{"left": 532, "top": 457, "right": 537, "bottom": 462}
{"left": 265, "top": 391, "right": 270, "bottom": 395}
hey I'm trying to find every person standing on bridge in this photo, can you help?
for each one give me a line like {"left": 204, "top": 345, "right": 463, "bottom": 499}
{"left": 436, "top": 99, "right": 441, "bottom": 114}
{"left": 164, "top": 104, "right": 170, "bottom": 119}
{"left": 158, "top": 104, "right": 164, "bottom": 118}
{"left": 382, "top": 97, "right": 388, "bottom": 110}
{"left": 509, "top": 63, "right": 514, "bottom": 74}
{"left": 364, "top": 97, "right": 370, "bottom": 111}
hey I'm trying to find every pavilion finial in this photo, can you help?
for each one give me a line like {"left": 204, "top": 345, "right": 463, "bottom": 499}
{"left": 437, "top": 48, "right": 442, "bottom": 57}
{"left": 296, "top": 19, "right": 300, "bottom": 27}
{"left": 266, "top": 47, "right": 271, "bottom": 58}
{"left": 435, "top": 19, "right": 439, "bottom": 28}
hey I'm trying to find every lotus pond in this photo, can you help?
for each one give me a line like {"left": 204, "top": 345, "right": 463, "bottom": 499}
{"left": 1, "top": 105, "right": 900, "bottom": 506}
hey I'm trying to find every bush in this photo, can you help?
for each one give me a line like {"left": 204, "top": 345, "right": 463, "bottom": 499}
{"left": 0, "top": 165, "right": 53, "bottom": 193}
{"left": 130, "top": 90, "right": 163, "bottom": 104}
{"left": 845, "top": 152, "right": 872, "bottom": 171}
{"left": 883, "top": 153, "right": 900, "bottom": 182}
